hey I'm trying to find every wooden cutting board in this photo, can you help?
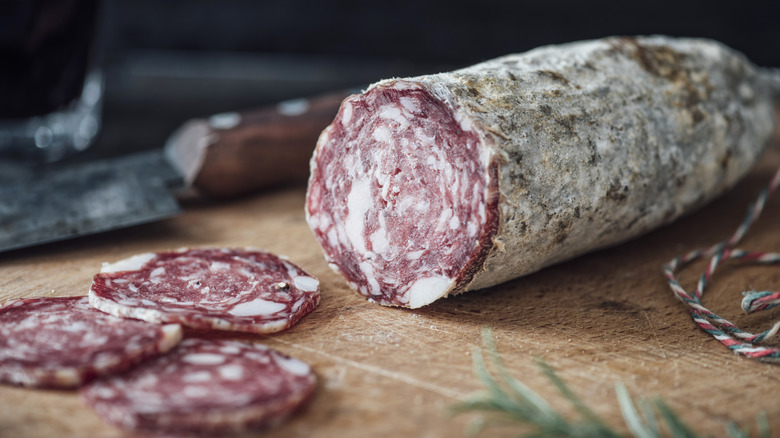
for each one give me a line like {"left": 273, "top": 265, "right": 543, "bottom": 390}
{"left": 1, "top": 139, "right": 778, "bottom": 438}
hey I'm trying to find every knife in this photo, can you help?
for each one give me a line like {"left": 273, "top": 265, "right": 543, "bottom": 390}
{"left": 0, "top": 89, "right": 353, "bottom": 252}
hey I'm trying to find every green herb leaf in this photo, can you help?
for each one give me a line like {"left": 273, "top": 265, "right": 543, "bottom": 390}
{"left": 453, "top": 329, "right": 769, "bottom": 438}
{"left": 616, "top": 383, "right": 657, "bottom": 438}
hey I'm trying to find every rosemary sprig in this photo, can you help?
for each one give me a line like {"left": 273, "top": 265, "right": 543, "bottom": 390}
{"left": 452, "top": 328, "right": 770, "bottom": 438}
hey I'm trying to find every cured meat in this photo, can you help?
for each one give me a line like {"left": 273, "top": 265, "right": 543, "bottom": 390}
{"left": 89, "top": 248, "right": 320, "bottom": 334}
{"left": 0, "top": 296, "right": 181, "bottom": 388}
{"left": 81, "top": 338, "right": 316, "bottom": 434}
{"left": 305, "top": 36, "right": 777, "bottom": 308}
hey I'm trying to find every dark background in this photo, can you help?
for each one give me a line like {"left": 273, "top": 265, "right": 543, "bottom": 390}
{"left": 6, "top": 0, "right": 780, "bottom": 158}
{"left": 94, "top": 0, "right": 780, "bottom": 154}
{"left": 99, "top": 0, "right": 780, "bottom": 68}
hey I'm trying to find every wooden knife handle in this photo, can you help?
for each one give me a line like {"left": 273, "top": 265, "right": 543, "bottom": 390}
{"left": 166, "top": 89, "right": 354, "bottom": 199}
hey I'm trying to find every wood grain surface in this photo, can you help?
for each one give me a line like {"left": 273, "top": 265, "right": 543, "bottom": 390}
{"left": 1, "top": 135, "right": 778, "bottom": 438}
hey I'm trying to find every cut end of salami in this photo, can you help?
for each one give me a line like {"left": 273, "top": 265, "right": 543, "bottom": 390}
{"left": 306, "top": 82, "right": 498, "bottom": 308}
{"left": 89, "top": 248, "right": 320, "bottom": 333}
{"left": 81, "top": 338, "right": 316, "bottom": 434}
{"left": 0, "top": 296, "right": 182, "bottom": 388}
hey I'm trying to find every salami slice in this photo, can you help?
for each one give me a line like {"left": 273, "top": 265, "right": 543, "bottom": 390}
{"left": 89, "top": 248, "right": 320, "bottom": 333}
{"left": 0, "top": 296, "right": 181, "bottom": 388}
{"left": 81, "top": 338, "right": 316, "bottom": 434}
{"left": 305, "top": 36, "right": 777, "bottom": 308}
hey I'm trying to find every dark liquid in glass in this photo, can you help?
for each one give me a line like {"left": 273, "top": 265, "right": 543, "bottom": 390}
{"left": 0, "top": 0, "right": 98, "bottom": 120}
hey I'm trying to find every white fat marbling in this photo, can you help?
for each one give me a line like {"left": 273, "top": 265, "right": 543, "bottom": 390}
{"left": 90, "top": 386, "right": 117, "bottom": 399}
{"left": 371, "top": 125, "right": 392, "bottom": 143}
{"left": 344, "top": 177, "right": 372, "bottom": 253}
{"left": 292, "top": 276, "right": 319, "bottom": 292}
{"left": 407, "top": 276, "right": 453, "bottom": 309}
{"left": 369, "top": 227, "right": 390, "bottom": 253}
{"left": 60, "top": 321, "right": 88, "bottom": 333}
{"left": 150, "top": 267, "right": 165, "bottom": 277}
{"left": 275, "top": 355, "right": 311, "bottom": 376}
{"left": 182, "top": 371, "right": 212, "bottom": 382}
{"left": 341, "top": 101, "right": 353, "bottom": 125}
{"left": 161, "top": 324, "right": 182, "bottom": 340}
{"left": 228, "top": 298, "right": 287, "bottom": 316}
{"left": 101, "top": 253, "right": 156, "bottom": 273}
{"left": 219, "top": 345, "right": 241, "bottom": 354}
{"left": 415, "top": 200, "right": 430, "bottom": 211}
{"left": 399, "top": 96, "right": 419, "bottom": 113}
{"left": 378, "top": 105, "right": 409, "bottom": 129}
{"left": 183, "top": 386, "right": 211, "bottom": 398}
{"left": 218, "top": 364, "right": 244, "bottom": 380}
{"left": 210, "top": 261, "right": 230, "bottom": 271}
{"left": 358, "top": 261, "right": 381, "bottom": 295}
{"left": 327, "top": 228, "right": 340, "bottom": 249}
{"left": 405, "top": 250, "right": 425, "bottom": 260}
{"left": 436, "top": 208, "right": 452, "bottom": 231}
{"left": 182, "top": 353, "right": 226, "bottom": 365}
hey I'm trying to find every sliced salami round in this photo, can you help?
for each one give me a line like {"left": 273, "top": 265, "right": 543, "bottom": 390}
{"left": 0, "top": 296, "right": 181, "bottom": 388}
{"left": 89, "top": 248, "right": 320, "bottom": 334}
{"left": 81, "top": 338, "right": 316, "bottom": 434}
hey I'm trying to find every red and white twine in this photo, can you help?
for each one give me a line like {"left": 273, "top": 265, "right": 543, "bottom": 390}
{"left": 663, "top": 167, "right": 780, "bottom": 362}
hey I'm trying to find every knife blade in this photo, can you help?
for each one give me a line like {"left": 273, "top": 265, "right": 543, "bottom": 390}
{"left": 0, "top": 150, "right": 182, "bottom": 252}
{"left": 0, "top": 89, "right": 353, "bottom": 252}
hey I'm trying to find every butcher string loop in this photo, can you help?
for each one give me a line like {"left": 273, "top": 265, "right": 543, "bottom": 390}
{"left": 663, "top": 166, "right": 780, "bottom": 362}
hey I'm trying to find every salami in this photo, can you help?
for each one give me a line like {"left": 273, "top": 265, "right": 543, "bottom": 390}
{"left": 81, "top": 338, "right": 316, "bottom": 434}
{"left": 89, "top": 248, "right": 320, "bottom": 334}
{"left": 0, "top": 296, "right": 181, "bottom": 388}
{"left": 305, "top": 36, "right": 777, "bottom": 308}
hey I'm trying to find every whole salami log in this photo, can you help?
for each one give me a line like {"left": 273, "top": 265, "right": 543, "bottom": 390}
{"left": 305, "top": 36, "right": 777, "bottom": 308}
{"left": 0, "top": 296, "right": 181, "bottom": 388}
{"left": 89, "top": 248, "right": 320, "bottom": 333}
{"left": 81, "top": 339, "right": 316, "bottom": 434}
